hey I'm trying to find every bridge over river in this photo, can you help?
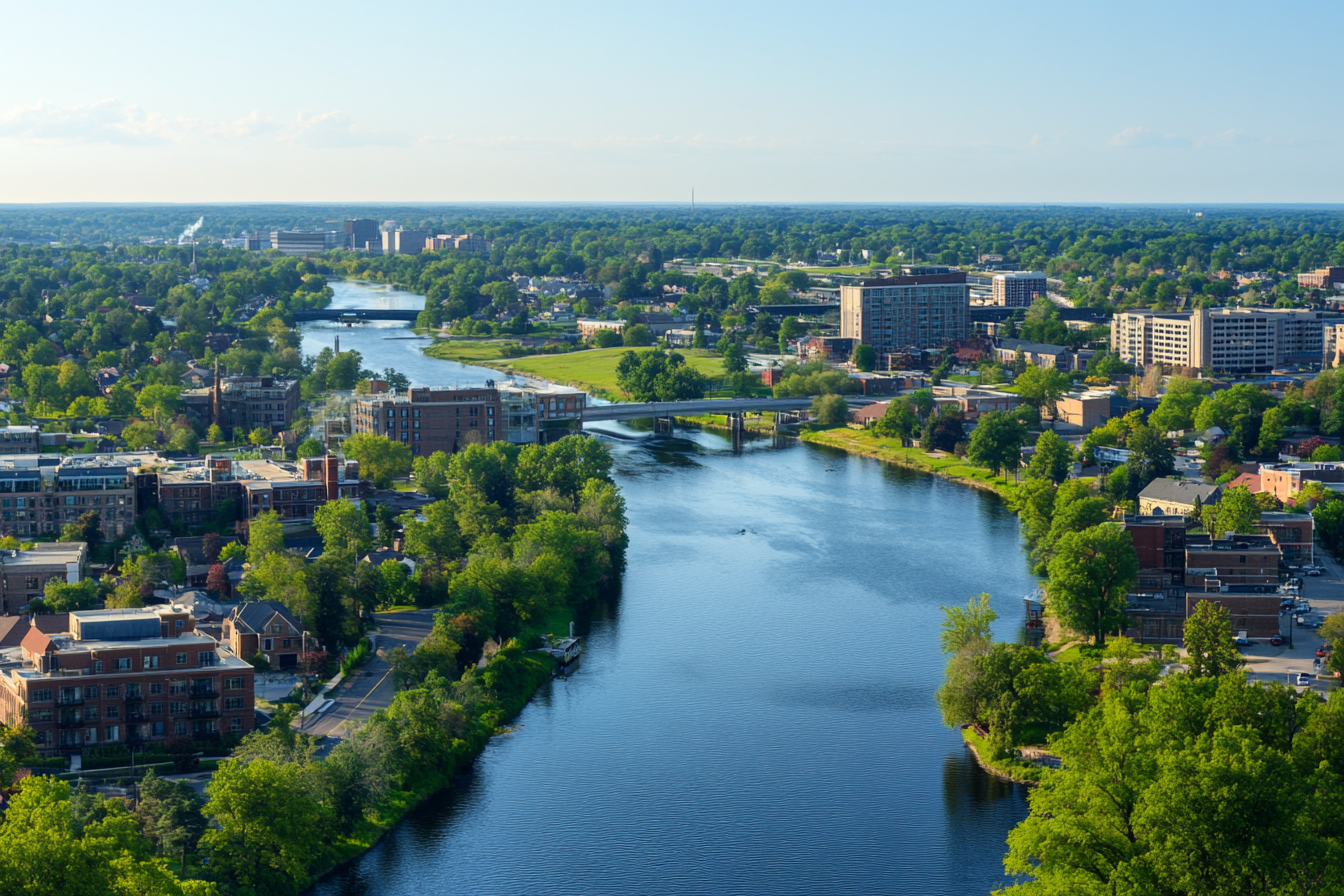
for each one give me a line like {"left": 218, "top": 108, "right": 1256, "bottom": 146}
{"left": 582, "top": 396, "right": 876, "bottom": 426}
{"left": 291, "top": 308, "right": 421, "bottom": 322}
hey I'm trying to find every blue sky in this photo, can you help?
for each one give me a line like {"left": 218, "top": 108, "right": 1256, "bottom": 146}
{"left": 0, "top": 0, "right": 1338, "bottom": 203}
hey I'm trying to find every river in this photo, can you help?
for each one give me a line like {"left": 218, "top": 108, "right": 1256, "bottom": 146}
{"left": 303, "top": 282, "right": 1035, "bottom": 895}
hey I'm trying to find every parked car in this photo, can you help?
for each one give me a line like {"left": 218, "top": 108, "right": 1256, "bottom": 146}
{"left": 1270, "top": 636, "right": 1284, "bottom": 646}
{"left": 1234, "top": 636, "right": 1251, "bottom": 647}
{"left": 1318, "top": 646, "right": 1333, "bottom": 658}
{"left": 1297, "top": 673, "right": 1314, "bottom": 686}
{"left": 1307, "top": 569, "right": 1322, "bottom": 576}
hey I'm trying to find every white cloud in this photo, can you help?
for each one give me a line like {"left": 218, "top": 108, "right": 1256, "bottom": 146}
{"left": 0, "top": 99, "right": 407, "bottom": 148}
{"left": 1109, "top": 126, "right": 1191, "bottom": 148}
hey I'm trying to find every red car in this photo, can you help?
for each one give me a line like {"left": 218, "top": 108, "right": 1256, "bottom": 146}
{"left": 1270, "top": 636, "right": 1284, "bottom": 647}
{"left": 1318, "top": 644, "right": 1335, "bottom": 658}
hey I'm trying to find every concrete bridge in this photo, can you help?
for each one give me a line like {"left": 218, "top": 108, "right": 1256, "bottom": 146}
{"left": 582, "top": 396, "right": 854, "bottom": 423}
{"left": 291, "top": 308, "right": 422, "bottom": 322}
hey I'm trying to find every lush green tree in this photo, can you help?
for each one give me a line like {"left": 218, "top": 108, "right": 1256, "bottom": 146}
{"left": 39, "top": 579, "right": 99, "bottom": 613}
{"left": 121, "top": 421, "right": 159, "bottom": 450}
{"left": 851, "top": 343, "right": 876, "bottom": 372}
{"left": 1046, "top": 524, "right": 1138, "bottom": 647}
{"left": 1201, "top": 485, "right": 1260, "bottom": 536}
{"left": 135, "top": 384, "right": 182, "bottom": 425}
{"left": 811, "top": 393, "right": 848, "bottom": 426}
{"left": 295, "top": 437, "right": 325, "bottom": 459}
{"left": 939, "top": 592, "right": 997, "bottom": 654}
{"left": 135, "top": 770, "right": 207, "bottom": 875}
{"left": 313, "top": 498, "right": 371, "bottom": 558}
{"left": 1125, "top": 424, "right": 1175, "bottom": 496}
{"left": 247, "top": 426, "right": 271, "bottom": 446}
{"left": 1184, "top": 599, "right": 1245, "bottom": 677}
{"left": 593, "top": 328, "right": 621, "bottom": 348}
{"left": 1025, "top": 429, "right": 1073, "bottom": 484}
{"left": 341, "top": 433, "right": 412, "bottom": 489}
{"left": 246, "top": 510, "right": 286, "bottom": 564}
{"left": 872, "top": 398, "right": 918, "bottom": 441}
{"left": 59, "top": 509, "right": 103, "bottom": 548}
{"left": 202, "top": 758, "right": 330, "bottom": 896}
{"left": 1147, "top": 376, "right": 1212, "bottom": 432}
{"left": 1014, "top": 365, "right": 1071, "bottom": 415}
{"left": 967, "top": 411, "right": 1026, "bottom": 478}
{"left": 614, "top": 349, "right": 707, "bottom": 401}
{"left": 622, "top": 323, "right": 653, "bottom": 346}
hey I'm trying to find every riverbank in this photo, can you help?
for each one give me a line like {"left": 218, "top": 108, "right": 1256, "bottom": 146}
{"left": 960, "top": 727, "right": 1044, "bottom": 786}
{"left": 675, "top": 412, "right": 779, "bottom": 433}
{"left": 799, "top": 427, "right": 1019, "bottom": 502}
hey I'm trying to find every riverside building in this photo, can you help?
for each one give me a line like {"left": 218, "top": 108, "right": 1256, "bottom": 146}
{"left": 1111, "top": 307, "right": 1329, "bottom": 374}
{"left": 839, "top": 267, "right": 970, "bottom": 360}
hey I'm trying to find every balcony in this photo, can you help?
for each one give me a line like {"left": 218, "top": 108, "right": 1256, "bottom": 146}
{"left": 56, "top": 694, "right": 83, "bottom": 706}
{"left": 189, "top": 686, "right": 218, "bottom": 699}
{"left": 124, "top": 693, "right": 144, "bottom": 704}
{"left": 189, "top": 707, "right": 220, "bottom": 719}
{"left": 57, "top": 715, "right": 84, "bottom": 729}
{"left": 125, "top": 710, "right": 146, "bottom": 722}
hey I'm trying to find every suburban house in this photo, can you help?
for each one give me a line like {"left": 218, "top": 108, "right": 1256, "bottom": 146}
{"left": 221, "top": 601, "right": 308, "bottom": 671}
{"left": 1137, "top": 478, "right": 1223, "bottom": 516}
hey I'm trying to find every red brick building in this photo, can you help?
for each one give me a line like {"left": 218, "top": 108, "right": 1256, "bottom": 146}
{"left": 0, "top": 606, "right": 255, "bottom": 755}
{"left": 351, "top": 387, "right": 502, "bottom": 456}
{"left": 221, "top": 601, "right": 308, "bottom": 671}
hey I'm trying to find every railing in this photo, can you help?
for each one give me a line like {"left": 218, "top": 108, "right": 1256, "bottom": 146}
{"left": 189, "top": 686, "right": 218, "bottom": 698}
{"left": 125, "top": 711, "right": 146, "bottom": 722}
{"left": 56, "top": 694, "right": 83, "bottom": 706}
{"left": 124, "top": 693, "right": 144, "bottom": 703}
{"left": 189, "top": 706, "right": 219, "bottom": 719}
{"left": 57, "top": 715, "right": 84, "bottom": 729}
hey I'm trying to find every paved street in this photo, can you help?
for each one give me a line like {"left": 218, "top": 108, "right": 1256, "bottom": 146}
{"left": 299, "top": 609, "right": 437, "bottom": 742}
{"left": 1238, "top": 550, "right": 1342, "bottom": 692}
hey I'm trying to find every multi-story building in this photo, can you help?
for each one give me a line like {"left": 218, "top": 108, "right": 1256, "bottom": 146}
{"left": 54, "top": 455, "right": 137, "bottom": 538}
{"left": 0, "top": 605, "right": 255, "bottom": 755}
{"left": 269, "top": 231, "right": 328, "bottom": 256}
{"left": 993, "top": 338, "right": 1075, "bottom": 370}
{"left": 990, "top": 272, "right": 1047, "bottom": 307}
{"left": 0, "top": 425, "right": 39, "bottom": 454}
{"left": 1112, "top": 307, "right": 1328, "bottom": 373}
{"left": 0, "top": 543, "right": 87, "bottom": 615}
{"left": 351, "top": 387, "right": 501, "bottom": 456}
{"left": 217, "top": 375, "right": 301, "bottom": 436}
{"left": 382, "top": 230, "right": 428, "bottom": 256}
{"left": 839, "top": 267, "right": 969, "bottom": 356}
{"left": 1137, "top": 478, "right": 1223, "bottom": 516}
{"left": 154, "top": 454, "right": 357, "bottom": 526}
{"left": 427, "top": 233, "right": 489, "bottom": 253}
{"left": 577, "top": 319, "right": 626, "bottom": 340}
{"left": 1258, "top": 461, "right": 1344, "bottom": 502}
{"left": 1123, "top": 515, "right": 1188, "bottom": 600}
{"left": 1050, "top": 390, "right": 1112, "bottom": 434}
{"left": 344, "top": 219, "right": 379, "bottom": 250}
{"left": 221, "top": 601, "right": 308, "bottom": 671}
{"left": 1253, "top": 512, "right": 1314, "bottom": 565}
{"left": 1298, "top": 267, "right": 1344, "bottom": 290}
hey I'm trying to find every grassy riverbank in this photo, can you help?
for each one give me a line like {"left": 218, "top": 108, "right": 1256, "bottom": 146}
{"left": 675, "top": 412, "right": 777, "bottom": 432}
{"left": 468, "top": 346, "right": 730, "bottom": 400}
{"left": 799, "top": 427, "right": 1020, "bottom": 502}
{"left": 960, "top": 726, "right": 1046, "bottom": 785}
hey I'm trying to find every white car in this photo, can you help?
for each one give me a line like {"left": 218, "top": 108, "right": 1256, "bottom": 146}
{"left": 1297, "top": 673, "right": 1315, "bottom": 686}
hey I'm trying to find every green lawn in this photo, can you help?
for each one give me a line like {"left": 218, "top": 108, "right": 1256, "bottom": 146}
{"left": 800, "top": 427, "right": 1020, "bottom": 501}
{"left": 423, "top": 339, "right": 526, "bottom": 362}
{"left": 484, "top": 347, "right": 730, "bottom": 400}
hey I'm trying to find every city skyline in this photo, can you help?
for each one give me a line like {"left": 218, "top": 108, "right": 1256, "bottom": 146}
{"left": 1, "top": 1, "right": 1341, "bottom": 204}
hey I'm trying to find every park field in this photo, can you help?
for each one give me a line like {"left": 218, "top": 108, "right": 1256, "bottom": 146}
{"left": 422, "top": 339, "right": 521, "bottom": 362}
{"left": 479, "top": 347, "right": 730, "bottom": 400}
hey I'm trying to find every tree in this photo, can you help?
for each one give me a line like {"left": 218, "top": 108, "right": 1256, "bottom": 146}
{"left": 135, "top": 770, "right": 207, "bottom": 875}
{"left": 205, "top": 564, "right": 229, "bottom": 597}
{"left": 219, "top": 542, "right": 246, "bottom": 564}
{"left": 246, "top": 510, "right": 285, "bottom": 564}
{"left": 614, "top": 350, "right": 707, "bottom": 402}
{"left": 296, "top": 437, "right": 325, "bottom": 459}
{"left": 1125, "top": 424, "right": 1175, "bottom": 495}
{"left": 59, "top": 510, "right": 102, "bottom": 549}
{"left": 1025, "top": 430, "right": 1072, "bottom": 484}
{"left": 108, "top": 380, "right": 137, "bottom": 416}
{"left": 967, "top": 411, "right": 1026, "bottom": 478}
{"left": 40, "top": 579, "right": 99, "bottom": 613}
{"left": 1183, "top": 599, "right": 1245, "bottom": 677}
{"left": 940, "top": 593, "right": 997, "bottom": 654}
{"left": 593, "top": 328, "right": 621, "bottom": 348}
{"left": 202, "top": 758, "right": 330, "bottom": 896}
{"left": 313, "top": 498, "right": 371, "bottom": 559}
{"left": 135, "top": 384, "right": 182, "bottom": 425}
{"left": 811, "top": 393, "right": 847, "bottom": 426}
{"left": 341, "top": 433, "right": 412, "bottom": 489}
{"left": 1201, "top": 486, "right": 1260, "bottom": 536}
{"left": 1148, "top": 376, "right": 1212, "bottom": 432}
{"left": 851, "top": 343, "right": 876, "bottom": 372}
{"left": 248, "top": 426, "right": 271, "bottom": 446}
{"left": 1014, "top": 365, "right": 1071, "bottom": 416}
{"left": 622, "top": 323, "right": 653, "bottom": 346}
{"left": 1256, "top": 406, "right": 1286, "bottom": 457}
{"left": 872, "top": 399, "right": 918, "bottom": 442}
{"left": 1046, "top": 524, "right": 1138, "bottom": 647}
{"left": 121, "top": 421, "right": 159, "bottom": 450}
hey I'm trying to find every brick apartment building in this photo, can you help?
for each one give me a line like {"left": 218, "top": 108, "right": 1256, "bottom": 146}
{"left": 0, "top": 453, "right": 142, "bottom": 540}
{"left": 1297, "top": 266, "right": 1344, "bottom": 290}
{"left": 155, "top": 454, "right": 358, "bottom": 527}
{"left": 221, "top": 601, "right": 308, "bottom": 670}
{"left": 216, "top": 375, "right": 301, "bottom": 437}
{"left": 0, "top": 605, "right": 255, "bottom": 755}
{"left": 840, "top": 267, "right": 970, "bottom": 355}
{"left": 352, "top": 387, "right": 501, "bottom": 456}
{"left": 0, "top": 542, "right": 87, "bottom": 615}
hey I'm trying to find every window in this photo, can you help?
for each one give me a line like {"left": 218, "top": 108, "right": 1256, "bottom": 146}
{"left": 272, "top": 624, "right": 281, "bottom": 633}
{"left": 170, "top": 702, "right": 186, "bottom": 714}
{"left": 198, "top": 652, "right": 217, "bottom": 667}
{"left": 225, "top": 697, "right": 244, "bottom": 710}
{"left": 174, "top": 722, "right": 187, "bottom": 735}
{"left": 126, "top": 683, "right": 141, "bottom": 698}
{"left": 24, "top": 577, "right": 37, "bottom": 590}
{"left": 105, "top": 706, "right": 119, "bottom": 719}
{"left": 229, "top": 717, "right": 243, "bottom": 732}
{"left": 152, "top": 722, "right": 165, "bottom": 736}
{"left": 169, "top": 682, "right": 186, "bottom": 695}
{"left": 84, "top": 705, "right": 98, "bottom": 720}
{"left": 104, "top": 685, "right": 118, "bottom": 698}
{"left": 105, "top": 726, "right": 119, "bottom": 743}
{"left": 225, "top": 677, "right": 244, "bottom": 690}
{"left": 263, "top": 638, "right": 273, "bottom": 651}
{"left": 116, "top": 658, "right": 131, "bottom": 671}
{"left": 149, "top": 683, "right": 162, "bottom": 695}
{"left": 150, "top": 702, "right": 163, "bottom": 715}
{"left": 30, "top": 688, "right": 51, "bottom": 702}
{"left": 142, "top": 655, "right": 159, "bottom": 670}
{"left": 83, "top": 686, "right": 98, "bottom": 699}
{"left": 283, "top": 639, "right": 291, "bottom": 648}
{"left": 176, "top": 653, "right": 187, "bottom": 664}
{"left": 85, "top": 727, "right": 98, "bottom": 744}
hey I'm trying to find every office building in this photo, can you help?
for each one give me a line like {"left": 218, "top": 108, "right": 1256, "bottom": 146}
{"left": 1112, "top": 307, "right": 1328, "bottom": 373}
{"left": 427, "top": 233, "right": 489, "bottom": 253}
{"left": 269, "top": 231, "right": 328, "bottom": 256}
{"left": 344, "top": 219, "right": 379, "bottom": 250}
{"left": 0, "top": 605, "right": 255, "bottom": 755}
{"left": 0, "top": 426, "right": 39, "bottom": 454}
{"left": 990, "top": 272, "right": 1047, "bottom": 307}
{"left": 382, "top": 230, "right": 429, "bottom": 256}
{"left": 1298, "top": 267, "right": 1344, "bottom": 290}
{"left": 839, "top": 267, "right": 969, "bottom": 357}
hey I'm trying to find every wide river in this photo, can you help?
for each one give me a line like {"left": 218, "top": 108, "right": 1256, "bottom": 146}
{"left": 303, "top": 282, "right": 1035, "bottom": 895}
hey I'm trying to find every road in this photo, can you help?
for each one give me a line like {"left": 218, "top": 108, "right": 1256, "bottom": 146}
{"left": 1239, "top": 550, "right": 1342, "bottom": 691}
{"left": 300, "top": 609, "right": 437, "bottom": 742}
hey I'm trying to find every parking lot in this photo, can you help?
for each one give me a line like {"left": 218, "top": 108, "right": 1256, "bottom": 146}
{"left": 1237, "top": 550, "right": 1342, "bottom": 692}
